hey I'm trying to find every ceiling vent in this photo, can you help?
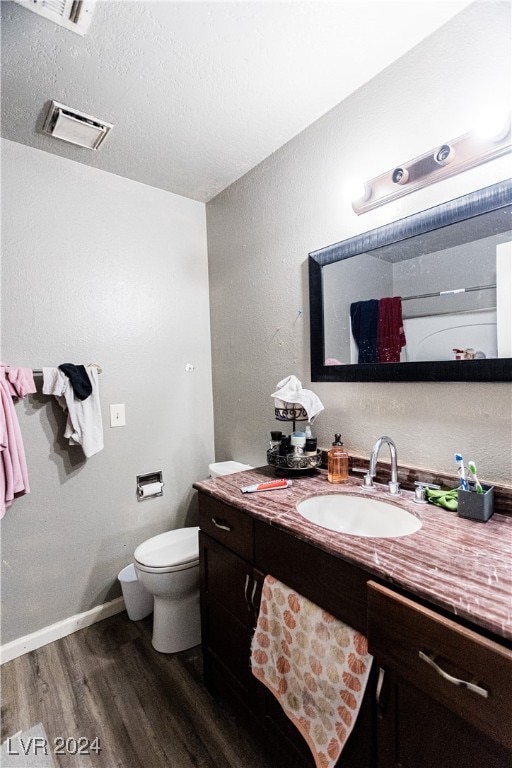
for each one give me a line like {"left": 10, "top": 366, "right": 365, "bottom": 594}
{"left": 43, "top": 101, "right": 114, "bottom": 150}
{"left": 12, "top": 0, "right": 95, "bottom": 36}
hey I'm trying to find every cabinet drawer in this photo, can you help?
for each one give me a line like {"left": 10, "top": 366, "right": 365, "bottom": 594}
{"left": 367, "top": 581, "right": 512, "bottom": 750}
{"left": 199, "top": 494, "right": 253, "bottom": 560}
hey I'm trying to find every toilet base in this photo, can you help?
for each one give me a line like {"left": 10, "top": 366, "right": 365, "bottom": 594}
{"left": 152, "top": 592, "right": 201, "bottom": 654}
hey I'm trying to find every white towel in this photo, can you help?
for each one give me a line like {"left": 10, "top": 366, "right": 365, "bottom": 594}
{"left": 271, "top": 375, "right": 324, "bottom": 422}
{"left": 43, "top": 367, "right": 103, "bottom": 458}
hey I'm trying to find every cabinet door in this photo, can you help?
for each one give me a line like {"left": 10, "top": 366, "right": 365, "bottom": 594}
{"left": 368, "top": 581, "right": 512, "bottom": 768}
{"left": 200, "top": 532, "right": 262, "bottom": 697}
{"left": 253, "top": 521, "right": 377, "bottom": 768}
{"left": 376, "top": 672, "right": 511, "bottom": 768}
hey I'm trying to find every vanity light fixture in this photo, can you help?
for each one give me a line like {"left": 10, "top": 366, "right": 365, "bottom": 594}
{"left": 352, "top": 113, "right": 512, "bottom": 214}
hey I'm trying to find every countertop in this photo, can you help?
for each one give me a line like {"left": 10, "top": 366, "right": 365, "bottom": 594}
{"left": 194, "top": 466, "right": 512, "bottom": 643}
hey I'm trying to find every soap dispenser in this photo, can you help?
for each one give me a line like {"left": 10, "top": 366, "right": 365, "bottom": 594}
{"left": 328, "top": 434, "right": 349, "bottom": 484}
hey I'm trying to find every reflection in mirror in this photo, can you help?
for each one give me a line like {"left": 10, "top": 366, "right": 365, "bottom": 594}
{"left": 309, "top": 180, "right": 512, "bottom": 382}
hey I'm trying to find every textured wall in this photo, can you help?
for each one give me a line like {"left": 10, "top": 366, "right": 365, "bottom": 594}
{"left": 207, "top": 3, "right": 512, "bottom": 485}
{"left": 1, "top": 140, "right": 214, "bottom": 644}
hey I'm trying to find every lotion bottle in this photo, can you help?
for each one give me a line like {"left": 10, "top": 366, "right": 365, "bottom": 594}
{"left": 328, "top": 434, "right": 349, "bottom": 484}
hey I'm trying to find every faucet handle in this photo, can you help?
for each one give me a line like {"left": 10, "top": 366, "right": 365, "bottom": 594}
{"left": 413, "top": 481, "right": 441, "bottom": 504}
{"left": 352, "top": 467, "right": 375, "bottom": 488}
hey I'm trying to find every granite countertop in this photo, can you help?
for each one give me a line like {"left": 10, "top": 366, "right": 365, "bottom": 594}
{"left": 194, "top": 466, "right": 512, "bottom": 643}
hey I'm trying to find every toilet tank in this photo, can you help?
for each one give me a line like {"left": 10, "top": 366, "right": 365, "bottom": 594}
{"left": 209, "top": 461, "right": 253, "bottom": 478}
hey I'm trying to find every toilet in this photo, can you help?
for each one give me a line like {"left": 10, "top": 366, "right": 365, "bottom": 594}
{"left": 134, "top": 461, "right": 253, "bottom": 654}
{"left": 134, "top": 526, "right": 200, "bottom": 654}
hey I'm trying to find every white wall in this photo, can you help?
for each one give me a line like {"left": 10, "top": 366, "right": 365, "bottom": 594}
{"left": 1, "top": 139, "right": 214, "bottom": 644}
{"left": 207, "top": 2, "right": 512, "bottom": 485}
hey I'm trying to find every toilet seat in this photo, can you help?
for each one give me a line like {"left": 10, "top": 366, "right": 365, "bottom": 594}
{"left": 134, "top": 526, "right": 199, "bottom": 572}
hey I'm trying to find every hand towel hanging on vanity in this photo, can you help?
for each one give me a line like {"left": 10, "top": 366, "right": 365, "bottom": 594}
{"left": 251, "top": 575, "right": 373, "bottom": 768}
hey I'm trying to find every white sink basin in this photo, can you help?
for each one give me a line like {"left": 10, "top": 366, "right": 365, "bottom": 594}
{"left": 296, "top": 494, "right": 422, "bottom": 538}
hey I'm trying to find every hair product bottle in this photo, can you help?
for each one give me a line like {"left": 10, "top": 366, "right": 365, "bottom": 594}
{"left": 327, "top": 434, "right": 349, "bottom": 484}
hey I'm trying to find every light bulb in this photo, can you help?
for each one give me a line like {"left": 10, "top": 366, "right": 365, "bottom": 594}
{"left": 349, "top": 181, "right": 372, "bottom": 203}
{"left": 473, "top": 112, "right": 511, "bottom": 142}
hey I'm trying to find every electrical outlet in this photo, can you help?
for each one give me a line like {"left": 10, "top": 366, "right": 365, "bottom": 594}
{"left": 110, "top": 403, "right": 126, "bottom": 427}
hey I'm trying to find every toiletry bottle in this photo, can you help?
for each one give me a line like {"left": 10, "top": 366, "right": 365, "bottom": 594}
{"left": 270, "top": 431, "right": 282, "bottom": 451}
{"left": 279, "top": 435, "right": 292, "bottom": 456}
{"left": 304, "top": 437, "right": 317, "bottom": 456}
{"left": 328, "top": 434, "right": 349, "bottom": 484}
{"left": 290, "top": 431, "right": 306, "bottom": 456}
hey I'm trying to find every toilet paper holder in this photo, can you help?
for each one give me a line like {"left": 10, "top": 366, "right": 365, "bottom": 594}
{"left": 137, "top": 471, "right": 164, "bottom": 500}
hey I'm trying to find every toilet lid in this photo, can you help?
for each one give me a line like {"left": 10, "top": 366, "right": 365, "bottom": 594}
{"left": 134, "top": 526, "right": 199, "bottom": 569}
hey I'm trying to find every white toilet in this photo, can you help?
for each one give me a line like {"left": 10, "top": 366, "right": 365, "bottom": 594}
{"left": 134, "top": 526, "right": 200, "bottom": 654}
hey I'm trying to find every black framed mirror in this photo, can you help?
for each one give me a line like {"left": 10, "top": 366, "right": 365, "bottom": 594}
{"left": 309, "top": 179, "right": 512, "bottom": 382}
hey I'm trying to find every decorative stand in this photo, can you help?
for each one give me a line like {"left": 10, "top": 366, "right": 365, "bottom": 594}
{"left": 269, "top": 403, "right": 321, "bottom": 475}
{"left": 267, "top": 447, "right": 322, "bottom": 475}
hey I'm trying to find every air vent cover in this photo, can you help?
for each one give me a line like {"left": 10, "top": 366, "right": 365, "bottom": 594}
{"left": 43, "top": 101, "right": 113, "bottom": 150}
{"left": 12, "top": 0, "right": 95, "bottom": 36}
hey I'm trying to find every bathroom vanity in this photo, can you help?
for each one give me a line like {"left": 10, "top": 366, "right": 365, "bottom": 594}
{"left": 194, "top": 468, "right": 512, "bottom": 768}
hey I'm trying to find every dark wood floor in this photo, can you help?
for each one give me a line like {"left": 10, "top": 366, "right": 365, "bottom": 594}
{"left": 1, "top": 612, "right": 277, "bottom": 768}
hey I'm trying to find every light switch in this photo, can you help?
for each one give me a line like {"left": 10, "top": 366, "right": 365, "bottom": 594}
{"left": 110, "top": 403, "right": 126, "bottom": 427}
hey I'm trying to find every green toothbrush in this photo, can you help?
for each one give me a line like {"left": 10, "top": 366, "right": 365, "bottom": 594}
{"left": 468, "top": 460, "right": 484, "bottom": 494}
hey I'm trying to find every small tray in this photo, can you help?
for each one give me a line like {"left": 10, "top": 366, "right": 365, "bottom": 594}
{"left": 267, "top": 448, "right": 322, "bottom": 474}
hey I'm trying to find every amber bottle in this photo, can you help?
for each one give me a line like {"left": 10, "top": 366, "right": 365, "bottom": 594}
{"left": 327, "top": 434, "right": 349, "bottom": 484}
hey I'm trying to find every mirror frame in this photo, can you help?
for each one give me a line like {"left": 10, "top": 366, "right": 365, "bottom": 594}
{"left": 309, "top": 179, "right": 512, "bottom": 382}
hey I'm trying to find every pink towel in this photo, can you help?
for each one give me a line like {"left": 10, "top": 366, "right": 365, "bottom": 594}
{"left": 1, "top": 366, "right": 37, "bottom": 398}
{"left": 377, "top": 297, "right": 406, "bottom": 363}
{"left": 0, "top": 373, "right": 31, "bottom": 518}
{"left": 251, "top": 575, "right": 373, "bottom": 768}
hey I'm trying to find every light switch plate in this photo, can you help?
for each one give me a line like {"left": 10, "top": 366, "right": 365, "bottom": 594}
{"left": 110, "top": 403, "right": 126, "bottom": 427}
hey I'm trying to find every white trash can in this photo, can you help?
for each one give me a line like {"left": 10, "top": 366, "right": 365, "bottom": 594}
{"left": 118, "top": 563, "right": 154, "bottom": 621}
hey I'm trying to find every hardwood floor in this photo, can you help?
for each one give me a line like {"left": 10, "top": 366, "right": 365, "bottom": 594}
{"left": 1, "top": 612, "right": 278, "bottom": 768}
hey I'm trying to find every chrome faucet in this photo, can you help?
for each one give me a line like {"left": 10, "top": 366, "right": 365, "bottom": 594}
{"left": 362, "top": 436, "right": 401, "bottom": 495}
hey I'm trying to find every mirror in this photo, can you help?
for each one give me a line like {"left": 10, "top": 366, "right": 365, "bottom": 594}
{"left": 309, "top": 179, "right": 512, "bottom": 382}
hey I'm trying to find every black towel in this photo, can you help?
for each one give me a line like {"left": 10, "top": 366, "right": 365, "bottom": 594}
{"left": 58, "top": 364, "right": 92, "bottom": 400}
{"left": 350, "top": 300, "right": 379, "bottom": 363}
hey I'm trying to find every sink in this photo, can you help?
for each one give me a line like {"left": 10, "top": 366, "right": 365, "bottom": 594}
{"left": 296, "top": 494, "right": 422, "bottom": 538}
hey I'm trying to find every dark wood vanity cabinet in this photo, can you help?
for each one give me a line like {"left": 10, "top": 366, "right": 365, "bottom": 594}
{"left": 198, "top": 493, "right": 375, "bottom": 767}
{"left": 367, "top": 582, "right": 512, "bottom": 768}
{"left": 198, "top": 492, "right": 511, "bottom": 768}
{"left": 198, "top": 495, "right": 262, "bottom": 702}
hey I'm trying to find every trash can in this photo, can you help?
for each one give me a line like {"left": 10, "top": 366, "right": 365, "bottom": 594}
{"left": 118, "top": 563, "right": 154, "bottom": 621}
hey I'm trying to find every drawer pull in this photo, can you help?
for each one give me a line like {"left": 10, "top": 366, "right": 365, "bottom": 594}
{"left": 376, "top": 666, "right": 385, "bottom": 707}
{"left": 211, "top": 517, "right": 232, "bottom": 531}
{"left": 419, "top": 651, "right": 489, "bottom": 698}
{"left": 244, "top": 574, "right": 251, "bottom": 610}
{"left": 376, "top": 667, "right": 386, "bottom": 718}
{"left": 250, "top": 579, "right": 258, "bottom": 611}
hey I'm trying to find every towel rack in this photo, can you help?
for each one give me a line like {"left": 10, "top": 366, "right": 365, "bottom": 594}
{"left": 401, "top": 284, "right": 496, "bottom": 302}
{"left": 32, "top": 363, "right": 103, "bottom": 375}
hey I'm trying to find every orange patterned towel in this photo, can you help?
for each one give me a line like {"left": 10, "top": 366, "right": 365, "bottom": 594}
{"left": 250, "top": 575, "right": 373, "bottom": 768}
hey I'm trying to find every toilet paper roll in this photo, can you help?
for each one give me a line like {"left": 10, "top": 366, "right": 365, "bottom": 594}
{"left": 138, "top": 481, "right": 163, "bottom": 499}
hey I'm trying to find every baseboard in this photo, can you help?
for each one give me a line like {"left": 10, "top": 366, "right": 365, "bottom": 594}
{"left": 0, "top": 596, "right": 126, "bottom": 665}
